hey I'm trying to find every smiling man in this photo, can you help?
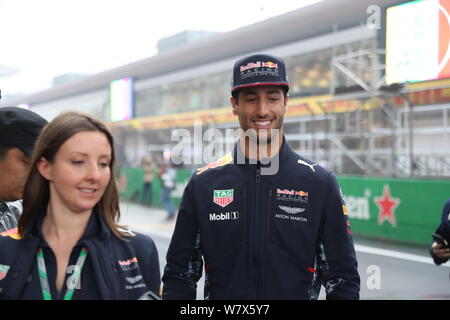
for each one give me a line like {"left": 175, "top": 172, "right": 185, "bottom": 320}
{"left": 163, "top": 54, "right": 360, "bottom": 300}
{"left": 0, "top": 107, "right": 47, "bottom": 233}
{"left": 231, "top": 54, "right": 289, "bottom": 157}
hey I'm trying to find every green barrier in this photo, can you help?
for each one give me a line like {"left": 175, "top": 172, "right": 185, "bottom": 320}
{"left": 117, "top": 167, "right": 192, "bottom": 209}
{"left": 338, "top": 176, "right": 450, "bottom": 245}
{"left": 117, "top": 167, "right": 449, "bottom": 245}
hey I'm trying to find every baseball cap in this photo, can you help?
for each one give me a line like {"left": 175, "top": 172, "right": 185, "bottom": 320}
{"left": 231, "top": 53, "right": 289, "bottom": 93}
{"left": 0, "top": 107, "right": 48, "bottom": 156}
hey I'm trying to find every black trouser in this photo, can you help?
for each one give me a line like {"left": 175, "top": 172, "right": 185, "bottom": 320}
{"left": 142, "top": 182, "right": 153, "bottom": 205}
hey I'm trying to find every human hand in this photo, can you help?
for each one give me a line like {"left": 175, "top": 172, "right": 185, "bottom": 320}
{"left": 432, "top": 241, "right": 450, "bottom": 259}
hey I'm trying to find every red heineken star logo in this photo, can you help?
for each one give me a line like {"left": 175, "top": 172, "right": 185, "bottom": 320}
{"left": 374, "top": 185, "right": 400, "bottom": 227}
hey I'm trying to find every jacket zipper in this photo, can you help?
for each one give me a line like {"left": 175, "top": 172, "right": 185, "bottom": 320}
{"left": 242, "top": 187, "right": 250, "bottom": 300}
{"left": 267, "top": 188, "right": 273, "bottom": 238}
{"left": 254, "top": 163, "right": 261, "bottom": 299}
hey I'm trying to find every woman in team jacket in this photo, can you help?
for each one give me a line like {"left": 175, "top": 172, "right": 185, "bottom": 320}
{"left": 0, "top": 112, "right": 160, "bottom": 300}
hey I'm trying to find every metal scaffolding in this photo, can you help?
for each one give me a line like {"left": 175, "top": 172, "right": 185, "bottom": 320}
{"left": 280, "top": 43, "right": 450, "bottom": 178}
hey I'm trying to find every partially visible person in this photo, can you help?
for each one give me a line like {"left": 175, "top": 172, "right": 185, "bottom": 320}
{"left": 141, "top": 156, "right": 156, "bottom": 206}
{"left": 159, "top": 162, "right": 176, "bottom": 221}
{"left": 0, "top": 107, "right": 47, "bottom": 233}
{"left": 0, "top": 111, "right": 160, "bottom": 300}
{"left": 430, "top": 198, "right": 450, "bottom": 265}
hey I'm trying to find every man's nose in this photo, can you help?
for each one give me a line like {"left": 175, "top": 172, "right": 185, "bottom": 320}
{"left": 255, "top": 100, "right": 269, "bottom": 117}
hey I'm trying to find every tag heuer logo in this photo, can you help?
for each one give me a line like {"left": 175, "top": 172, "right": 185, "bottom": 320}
{"left": 0, "top": 264, "right": 10, "bottom": 280}
{"left": 213, "top": 189, "right": 234, "bottom": 208}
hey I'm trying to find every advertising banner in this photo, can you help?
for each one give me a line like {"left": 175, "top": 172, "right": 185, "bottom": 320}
{"left": 338, "top": 176, "right": 450, "bottom": 245}
{"left": 118, "top": 167, "right": 450, "bottom": 245}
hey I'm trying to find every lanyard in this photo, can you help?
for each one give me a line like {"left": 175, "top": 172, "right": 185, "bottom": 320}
{"left": 36, "top": 247, "right": 88, "bottom": 300}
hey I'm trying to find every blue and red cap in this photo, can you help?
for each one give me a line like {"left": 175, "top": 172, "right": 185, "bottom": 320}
{"left": 231, "top": 53, "right": 289, "bottom": 93}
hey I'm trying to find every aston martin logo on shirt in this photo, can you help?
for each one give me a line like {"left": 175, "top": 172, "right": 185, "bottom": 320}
{"left": 278, "top": 206, "right": 305, "bottom": 214}
{"left": 126, "top": 275, "right": 143, "bottom": 284}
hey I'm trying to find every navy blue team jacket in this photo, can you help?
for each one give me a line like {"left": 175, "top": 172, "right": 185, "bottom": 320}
{"left": 162, "top": 139, "right": 360, "bottom": 300}
{"left": 0, "top": 209, "right": 161, "bottom": 300}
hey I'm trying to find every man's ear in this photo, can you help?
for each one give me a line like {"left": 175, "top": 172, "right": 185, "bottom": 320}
{"left": 36, "top": 157, "right": 53, "bottom": 181}
{"left": 230, "top": 96, "right": 238, "bottom": 116}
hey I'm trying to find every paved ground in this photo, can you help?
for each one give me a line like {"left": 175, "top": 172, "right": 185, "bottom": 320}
{"left": 119, "top": 201, "right": 450, "bottom": 300}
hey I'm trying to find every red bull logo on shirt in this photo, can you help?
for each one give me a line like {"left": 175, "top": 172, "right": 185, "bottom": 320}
{"left": 276, "top": 189, "right": 308, "bottom": 197}
{"left": 276, "top": 188, "right": 309, "bottom": 204}
{"left": 277, "top": 188, "right": 309, "bottom": 204}
{"left": 118, "top": 257, "right": 138, "bottom": 266}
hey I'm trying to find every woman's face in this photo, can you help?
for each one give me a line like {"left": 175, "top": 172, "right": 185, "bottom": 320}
{"left": 38, "top": 131, "right": 112, "bottom": 214}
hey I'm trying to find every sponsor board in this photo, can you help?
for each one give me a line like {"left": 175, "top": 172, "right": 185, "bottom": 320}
{"left": 343, "top": 186, "right": 400, "bottom": 227}
{"left": 342, "top": 189, "right": 372, "bottom": 221}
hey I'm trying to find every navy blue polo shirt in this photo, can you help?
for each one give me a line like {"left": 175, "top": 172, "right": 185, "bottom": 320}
{"left": 19, "top": 243, "right": 101, "bottom": 300}
{"left": 18, "top": 214, "right": 103, "bottom": 300}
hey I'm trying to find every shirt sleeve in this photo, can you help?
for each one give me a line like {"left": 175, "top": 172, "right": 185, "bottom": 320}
{"left": 320, "top": 172, "right": 360, "bottom": 300}
{"left": 162, "top": 177, "right": 203, "bottom": 300}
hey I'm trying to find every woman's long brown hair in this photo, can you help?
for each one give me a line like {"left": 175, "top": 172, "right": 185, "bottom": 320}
{"left": 18, "top": 111, "right": 128, "bottom": 239}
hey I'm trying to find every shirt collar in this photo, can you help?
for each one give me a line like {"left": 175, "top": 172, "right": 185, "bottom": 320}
{"left": 233, "top": 135, "right": 292, "bottom": 167}
{"left": 28, "top": 207, "right": 110, "bottom": 244}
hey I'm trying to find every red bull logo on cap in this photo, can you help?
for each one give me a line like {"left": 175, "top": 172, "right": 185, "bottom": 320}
{"left": 240, "top": 61, "right": 261, "bottom": 72}
{"left": 240, "top": 61, "right": 278, "bottom": 72}
{"left": 262, "top": 61, "right": 278, "bottom": 68}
